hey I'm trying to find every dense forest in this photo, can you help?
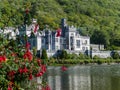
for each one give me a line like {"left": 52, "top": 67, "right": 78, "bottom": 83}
{"left": 0, "top": 0, "right": 120, "bottom": 50}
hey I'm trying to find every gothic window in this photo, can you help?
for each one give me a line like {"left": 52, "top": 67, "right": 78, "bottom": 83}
{"left": 70, "top": 36, "right": 73, "bottom": 44}
{"left": 85, "top": 40, "right": 87, "bottom": 44}
{"left": 42, "top": 39, "right": 44, "bottom": 43}
{"left": 60, "top": 38, "right": 63, "bottom": 43}
{"left": 76, "top": 40, "right": 80, "bottom": 48}
{"left": 82, "top": 47, "right": 85, "bottom": 51}
{"left": 55, "top": 38, "right": 58, "bottom": 42}
{"left": 71, "top": 33, "right": 74, "bottom": 36}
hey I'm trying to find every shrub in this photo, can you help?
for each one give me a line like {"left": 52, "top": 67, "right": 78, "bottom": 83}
{"left": 0, "top": 34, "right": 48, "bottom": 89}
{"left": 59, "top": 49, "right": 68, "bottom": 59}
{"left": 41, "top": 49, "right": 48, "bottom": 60}
{"left": 93, "top": 55, "right": 100, "bottom": 59}
{"left": 112, "top": 51, "right": 120, "bottom": 59}
{"left": 84, "top": 60, "right": 89, "bottom": 64}
{"left": 97, "top": 60, "right": 102, "bottom": 64}
{"left": 78, "top": 53, "right": 85, "bottom": 59}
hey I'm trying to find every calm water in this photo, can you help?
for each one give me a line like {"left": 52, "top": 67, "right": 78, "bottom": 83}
{"left": 46, "top": 64, "right": 120, "bottom": 90}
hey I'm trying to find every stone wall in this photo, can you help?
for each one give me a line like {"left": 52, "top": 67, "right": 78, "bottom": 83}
{"left": 39, "top": 50, "right": 120, "bottom": 59}
{"left": 91, "top": 50, "right": 120, "bottom": 58}
{"left": 91, "top": 51, "right": 111, "bottom": 58}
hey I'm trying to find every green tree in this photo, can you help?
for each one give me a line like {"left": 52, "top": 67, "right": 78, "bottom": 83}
{"left": 112, "top": 51, "right": 120, "bottom": 59}
{"left": 41, "top": 49, "right": 48, "bottom": 60}
{"left": 59, "top": 49, "right": 68, "bottom": 59}
{"left": 1, "top": 0, "right": 120, "bottom": 49}
{"left": 91, "top": 30, "right": 110, "bottom": 48}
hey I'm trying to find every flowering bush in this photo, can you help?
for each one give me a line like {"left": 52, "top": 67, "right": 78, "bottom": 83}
{"left": 0, "top": 34, "right": 49, "bottom": 90}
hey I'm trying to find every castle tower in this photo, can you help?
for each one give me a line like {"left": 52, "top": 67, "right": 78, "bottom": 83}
{"left": 61, "top": 18, "right": 67, "bottom": 37}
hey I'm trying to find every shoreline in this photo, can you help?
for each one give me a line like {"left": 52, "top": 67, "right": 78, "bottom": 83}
{"left": 47, "top": 59, "right": 120, "bottom": 66}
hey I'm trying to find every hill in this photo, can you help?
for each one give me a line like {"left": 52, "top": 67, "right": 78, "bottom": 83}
{"left": 0, "top": 0, "right": 120, "bottom": 49}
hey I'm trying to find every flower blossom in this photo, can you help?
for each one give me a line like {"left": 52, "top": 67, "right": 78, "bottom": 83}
{"left": 42, "top": 85, "right": 51, "bottom": 90}
{"left": 37, "top": 59, "right": 42, "bottom": 66}
{"left": 18, "top": 66, "right": 28, "bottom": 74}
{"left": 8, "top": 86, "right": 12, "bottom": 90}
{"left": 41, "top": 65, "right": 46, "bottom": 73}
{"left": 25, "top": 42, "right": 30, "bottom": 50}
{"left": 0, "top": 55, "right": 7, "bottom": 63}
{"left": 8, "top": 82, "right": 13, "bottom": 90}
{"left": 23, "top": 50, "right": 33, "bottom": 61}
{"left": 35, "top": 71, "right": 44, "bottom": 77}
{"left": 7, "top": 70, "right": 16, "bottom": 81}
{"left": 29, "top": 74, "right": 33, "bottom": 80}
{"left": 35, "top": 65, "right": 47, "bottom": 77}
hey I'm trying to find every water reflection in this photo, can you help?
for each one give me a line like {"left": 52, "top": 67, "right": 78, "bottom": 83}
{"left": 47, "top": 65, "right": 120, "bottom": 90}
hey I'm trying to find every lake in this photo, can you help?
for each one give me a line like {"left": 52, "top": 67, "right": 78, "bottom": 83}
{"left": 46, "top": 64, "right": 120, "bottom": 90}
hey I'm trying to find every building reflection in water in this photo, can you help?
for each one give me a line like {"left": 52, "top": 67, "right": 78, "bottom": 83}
{"left": 68, "top": 66, "right": 91, "bottom": 90}
{"left": 46, "top": 65, "right": 120, "bottom": 90}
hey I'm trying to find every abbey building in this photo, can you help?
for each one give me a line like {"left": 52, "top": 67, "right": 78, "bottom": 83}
{"left": 19, "top": 19, "right": 90, "bottom": 54}
{"left": 1, "top": 18, "right": 91, "bottom": 57}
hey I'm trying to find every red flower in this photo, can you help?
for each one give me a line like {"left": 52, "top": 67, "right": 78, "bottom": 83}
{"left": 41, "top": 65, "right": 46, "bottom": 73}
{"left": 25, "top": 9, "right": 29, "bottom": 14}
{"left": 23, "top": 50, "right": 33, "bottom": 61}
{"left": 61, "top": 66, "right": 67, "bottom": 71}
{"left": 25, "top": 42, "right": 30, "bottom": 49}
{"left": 8, "top": 82, "right": 13, "bottom": 90}
{"left": 7, "top": 70, "right": 16, "bottom": 81}
{"left": 8, "top": 71, "right": 16, "bottom": 77}
{"left": 37, "top": 59, "right": 42, "bottom": 66}
{"left": 35, "top": 71, "right": 44, "bottom": 77}
{"left": 0, "top": 55, "right": 7, "bottom": 63}
{"left": 18, "top": 67, "right": 28, "bottom": 74}
{"left": 45, "top": 85, "right": 51, "bottom": 90}
{"left": 18, "top": 68, "right": 23, "bottom": 74}
{"left": 42, "top": 85, "right": 51, "bottom": 90}
{"left": 29, "top": 74, "right": 33, "bottom": 80}
{"left": 8, "top": 86, "right": 12, "bottom": 90}
{"left": 22, "top": 67, "right": 28, "bottom": 73}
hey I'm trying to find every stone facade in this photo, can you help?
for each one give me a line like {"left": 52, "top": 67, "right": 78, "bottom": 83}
{"left": 18, "top": 18, "right": 90, "bottom": 57}
{"left": 1, "top": 18, "right": 119, "bottom": 58}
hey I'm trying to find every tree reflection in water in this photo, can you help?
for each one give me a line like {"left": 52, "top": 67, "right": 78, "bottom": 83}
{"left": 46, "top": 65, "right": 120, "bottom": 90}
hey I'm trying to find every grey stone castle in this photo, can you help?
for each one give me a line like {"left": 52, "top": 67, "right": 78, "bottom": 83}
{"left": 2, "top": 18, "right": 119, "bottom": 58}
{"left": 18, "top": 18, "right": 90, "bottom": 57}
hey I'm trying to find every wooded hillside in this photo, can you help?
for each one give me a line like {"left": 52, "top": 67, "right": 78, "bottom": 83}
{"left": 0, "top": 0, "right": 120, "bottom": 49}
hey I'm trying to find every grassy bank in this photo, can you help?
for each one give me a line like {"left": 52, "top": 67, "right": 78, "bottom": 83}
{"left": 47, "top": 59, "right": 120, "bottom": 66}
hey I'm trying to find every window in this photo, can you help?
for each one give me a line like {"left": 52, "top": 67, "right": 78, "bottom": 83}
{"left": 71, "top": 33, "right": 74, "bottom": 36}
{"left": 70, "top": 36, "right": 74, "bottom": 44}
{"left": 55, "top": 38, "right": 58, "bottom": 42}
{"left": 42, "top": 39, "right": 44, "bottom": 43}
{"left": 82, "top": 47, "right": 85, "bottom": 51}
{"left": 60, "top": 38, "right": 63, "bottom": 43}
{"left": 76, "top": 40, "right": 80, "bottom": 48}
{"left": 46, "top": 45, "right": 48, "bottom": 49}
{"left": 82, "top": 40, "right": 87, "bottom": 45}
{"left": 85, "top": 40, "right": 87, "bottom": 44}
